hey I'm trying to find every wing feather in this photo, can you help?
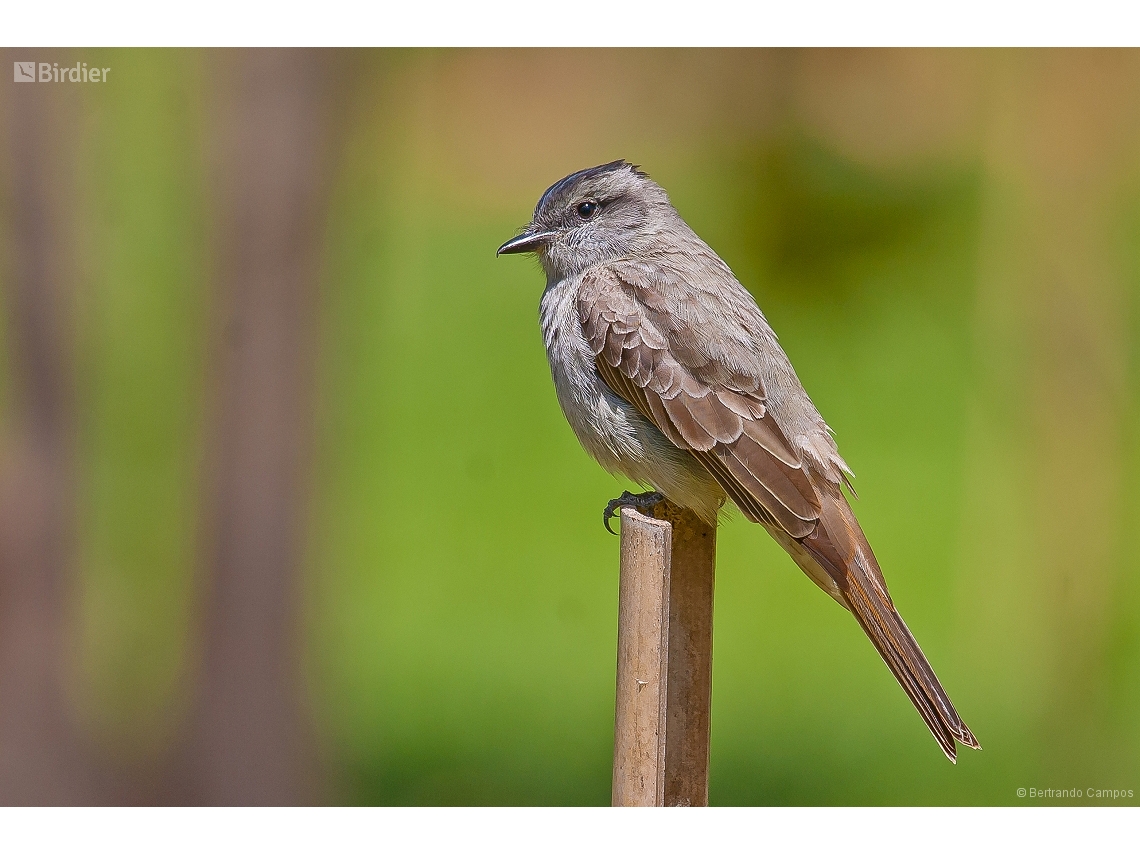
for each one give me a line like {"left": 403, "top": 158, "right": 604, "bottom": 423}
{"left": 579, "top": 268, "right": 820, "bottom": 537}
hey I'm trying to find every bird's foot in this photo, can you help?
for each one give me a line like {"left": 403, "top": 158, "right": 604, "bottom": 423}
{"left": 603, "top": 491, "right": 665, "bottom": 535}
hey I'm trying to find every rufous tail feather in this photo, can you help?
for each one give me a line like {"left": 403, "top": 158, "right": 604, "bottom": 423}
{"left": 801, "top": 490, "right": 979, "bottom": 762}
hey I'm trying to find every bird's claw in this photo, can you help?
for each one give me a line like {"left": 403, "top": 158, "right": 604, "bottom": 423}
{"left": 603, "top": 491, "right": 665, "bottom": 535}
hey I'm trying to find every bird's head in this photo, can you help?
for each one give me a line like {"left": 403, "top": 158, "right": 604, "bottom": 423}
{"left": 496, "top": 160, "right": 672, "bottom": 278}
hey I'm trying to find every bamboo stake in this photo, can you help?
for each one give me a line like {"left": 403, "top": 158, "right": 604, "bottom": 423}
{"left": 611, "top": 502, "right": 716, "bottom": 806}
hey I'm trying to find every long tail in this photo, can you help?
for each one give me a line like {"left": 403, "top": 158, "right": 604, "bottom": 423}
{"left": 800, "top": 488, "right": 980, "bottom": 762}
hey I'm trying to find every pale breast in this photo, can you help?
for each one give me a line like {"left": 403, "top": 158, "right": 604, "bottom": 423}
{"left": 538, "top": 273, "right": 726, "bottom": 523}
{"left": 539, "top": 275, "right": 644, "bottom": 470}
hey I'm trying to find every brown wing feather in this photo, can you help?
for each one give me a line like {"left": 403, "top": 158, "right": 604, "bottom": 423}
{"left": 579, "top": 270, "right": 820, "bottom": 538}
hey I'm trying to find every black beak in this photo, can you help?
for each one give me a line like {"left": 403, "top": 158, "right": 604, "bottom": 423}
{"left": 496, "top": 228, "right": 556, "bottom": 256}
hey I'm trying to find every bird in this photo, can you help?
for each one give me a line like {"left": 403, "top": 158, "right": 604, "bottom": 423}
{"left": 497, "top": 159, "right": 979, "bottom": 762}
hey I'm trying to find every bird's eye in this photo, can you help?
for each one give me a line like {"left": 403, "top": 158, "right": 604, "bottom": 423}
{"left": 576, "top": 200, "right": 599, "bottom": 220}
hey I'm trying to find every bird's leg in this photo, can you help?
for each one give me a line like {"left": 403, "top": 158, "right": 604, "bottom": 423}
{"left": 603, "top": 490, "right": 665, "bottom": 535}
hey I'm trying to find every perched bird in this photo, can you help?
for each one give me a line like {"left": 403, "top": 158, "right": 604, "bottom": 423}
{"left": 497, "top": 160, "right": 979, "bottom": 762}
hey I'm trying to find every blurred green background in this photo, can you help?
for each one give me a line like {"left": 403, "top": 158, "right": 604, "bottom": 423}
{"left": 1, "top": 48, "right": 1138, "bottom": 805}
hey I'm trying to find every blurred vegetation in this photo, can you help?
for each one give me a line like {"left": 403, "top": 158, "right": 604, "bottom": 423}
{"left": 1, "top": 48, "right": 1138, "bottom": 805}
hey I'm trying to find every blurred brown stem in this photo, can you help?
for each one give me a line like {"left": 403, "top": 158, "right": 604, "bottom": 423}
{"left": 0, "top": 54, "right": 94, "bottom": 804}
{"left": 175, "top": 48, "right": 335, "bottom": 805}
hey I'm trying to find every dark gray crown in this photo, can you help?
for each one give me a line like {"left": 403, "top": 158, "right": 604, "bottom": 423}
{"left": 535, "top": 160, "right": 647, "bottom": 217}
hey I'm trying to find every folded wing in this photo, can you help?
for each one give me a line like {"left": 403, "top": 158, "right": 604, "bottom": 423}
{"left": 578, "top": 266, "right": 820, "bottom": 538}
